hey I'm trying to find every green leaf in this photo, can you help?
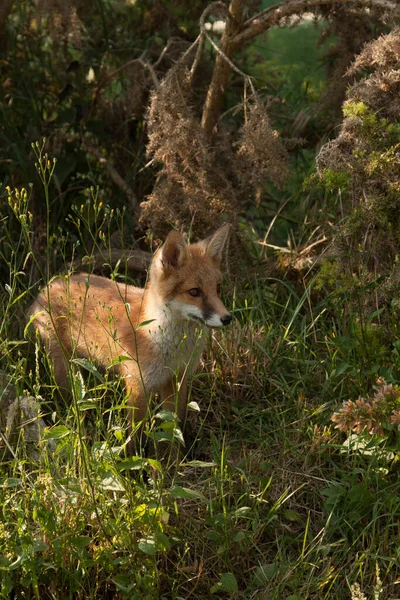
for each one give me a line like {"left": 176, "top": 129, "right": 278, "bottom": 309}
{"left": 68, "top": 536, "right": 92, "bottom": 549}
{"left": 76, "top": 399, "right": 97, "bottom": 410}
{"left": 100, "top": 473, "right": 125, "bottom": 491}
{"left": 173, "top": 427, "right": 185, "bottom": 446}
{"left": 24, "top": 310, "right": 45, "bottom": 338}
{"left": 147, "top": 458, "right": 162, "bottom": 472}
{"left": 368, "top": 307, "right": 385, "bottom": 321}
{"left": 43, "top": 425, "right": 71, "bottom": 440}
{"left": 0, "top": 478, "right": 22, "bottom": 488}
{"left": 71, "top": 358, "right": 104, "bottom": 382}
{"left": 233, "top": 506, "right": 251, "bottom": 517}
{"left": 182, "top": 460, "right": 216, "bottom": 468}
{"left": 107, "top": 355, "right": 134, "bottom": 368}
{"left": 333, "top": 362, "right": 349, "bottom": 377}
{"left": 8, "top": 289, "right": 27, "bottom": 309}
{"left": 136, "top": 319, "right": 156, "bottom": 329}
{"left": 283, "top": 508, "right": 303, "bottom": 522}
{"left": 138, "top": 536, "right": 156, "bottom": 555}
{"left": 334, "top": 336, "right": 359, "bottom": 351}
{"left": 151, "top": 430, "right": 173, "bottom": 443}
{"left": 253, "top": 563, "right": 278, "bottom": 584}
{"left": 155, "top": 531, "right": 171, "bottom": 552}
{"left": 170, "top": 486, "right": 206, "bottom": 501}
{"left": 155, "top": 409, "right": 175, "bottom": 422}
{"left": 210, "top": 572, "right": 238, "bottom": 594}
{"left": 118, "top": 457, "right": 148, "bottom": 471}
{"left": 232, "top": 531, "right": 247, "bottom": 542}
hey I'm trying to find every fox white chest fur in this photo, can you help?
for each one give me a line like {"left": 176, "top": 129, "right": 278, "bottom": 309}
{"left": 143, "top": 302, "right": 205, "bottom": 389}
{"left": 29, "top": 224, "right": 232, "bottom": 453}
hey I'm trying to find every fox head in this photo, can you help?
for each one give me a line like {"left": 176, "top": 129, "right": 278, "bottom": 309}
{"left": 149, "top": 224, "right": 232, "bottom": 328}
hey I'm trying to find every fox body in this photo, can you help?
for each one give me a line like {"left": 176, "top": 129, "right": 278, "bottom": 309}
{"left": 29, "top": 225, "right": 231, "bottom": 449}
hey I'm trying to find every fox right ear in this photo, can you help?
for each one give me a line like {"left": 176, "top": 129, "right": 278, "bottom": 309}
{"left": 161, "top": 231, "right": 187, "bottom": 270}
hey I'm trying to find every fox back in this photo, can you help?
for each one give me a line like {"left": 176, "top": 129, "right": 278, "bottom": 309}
{"left": 29, "top": 225, "right": 231, "bottom": 448}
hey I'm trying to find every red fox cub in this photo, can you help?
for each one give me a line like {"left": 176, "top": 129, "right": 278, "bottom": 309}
{"left": 29, "top": 224, "right": 231, "bottom": 450}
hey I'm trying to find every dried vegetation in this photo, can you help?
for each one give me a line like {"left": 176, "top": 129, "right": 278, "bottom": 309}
{"left": 316, "top": 28, "right": 400, "bottom": 330}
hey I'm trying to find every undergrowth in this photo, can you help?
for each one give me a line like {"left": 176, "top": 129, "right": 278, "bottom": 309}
{"left": 1, "top": 148, "right": 400, "bottom": 599}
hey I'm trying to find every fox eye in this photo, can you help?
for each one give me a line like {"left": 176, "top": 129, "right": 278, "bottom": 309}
{"left": 188, "top": 288, "right": 202, "bottom": 297}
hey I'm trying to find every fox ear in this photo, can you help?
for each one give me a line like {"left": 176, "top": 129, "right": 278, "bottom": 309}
{"left": 200, "top": 224, "right": 231, "bottom": 266}
{"left": 161, "top": 231, "right": 187, "bottom": 270}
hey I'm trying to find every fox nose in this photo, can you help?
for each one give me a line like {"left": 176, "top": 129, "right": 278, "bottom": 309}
{"left": 220, "top": 314, "right": 232, "bottom": 326}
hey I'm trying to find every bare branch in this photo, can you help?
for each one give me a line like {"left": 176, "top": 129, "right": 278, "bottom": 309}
{"left": 199, "top": 0, "right": 398, "bottom": 142}
{"left": 201, "top": 0, "right": 247, "bottom": 142}
{"left": 234, "top": 0, "right": 399, "bottom": 47}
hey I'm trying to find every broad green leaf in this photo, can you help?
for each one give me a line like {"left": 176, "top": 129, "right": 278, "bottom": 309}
{"left": 43, "top": 425, "right": 71, "bottom": 440}
{"left": 155, "top": 531, "right": 171, "bottom": 552}
{"left": 118, "top": 457, "right": 147, "bottom": 471}
{"left": 138, "top": 536, "right": 156, "bottom": 555}
{"left": 170, "top": 486, "right": 206, "bottom": 501}
{"left": 100, "top": 473, "right": 125, "bottom": 491}
{"left": 210, "top": 572, "right": 238, "bottom": 594}
{"left": 71, "top": 358, "right": 104, "bottom": 382}
{"left": 155, "top": 409, "right": 175, "bottom": 422}
{"left": 0, "top": 478, "right": 22, "bottom": 488}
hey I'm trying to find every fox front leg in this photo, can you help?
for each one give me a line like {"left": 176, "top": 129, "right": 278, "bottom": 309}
{"left": 160, "top": 374, "right": 188, "bottom": 428}
{"left": 122, "top": 367, "right": 148, "bottom": 455}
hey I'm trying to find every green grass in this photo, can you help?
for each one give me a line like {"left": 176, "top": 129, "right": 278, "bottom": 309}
{"left": 2, "top": 165, "right": 400, "bottom": 599}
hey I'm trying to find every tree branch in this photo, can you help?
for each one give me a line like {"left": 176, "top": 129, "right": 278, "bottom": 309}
{"left": 199, "top": 0, "right": 399, "bottom": 143}
{"left": 234, "top": 0, "right": 399, "bottom": 47}
{"left": 201, "top": 0, "right": 247, "bottom": 142}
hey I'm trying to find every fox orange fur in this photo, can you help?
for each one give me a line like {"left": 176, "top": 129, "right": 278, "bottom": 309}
{"left": 29, "top": 225, "right": 231, "bottom": 451}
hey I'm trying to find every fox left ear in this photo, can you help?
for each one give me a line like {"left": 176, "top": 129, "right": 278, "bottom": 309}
{"left": 161, "top": 230, "right": 187, "bottom": 270}
{"left": 201, "top": 224, "right": 231, "bottom": 266}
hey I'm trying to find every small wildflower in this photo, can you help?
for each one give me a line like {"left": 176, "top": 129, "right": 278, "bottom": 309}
{"left": 331, "top": 378, "right": 400, "bottom": 435}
